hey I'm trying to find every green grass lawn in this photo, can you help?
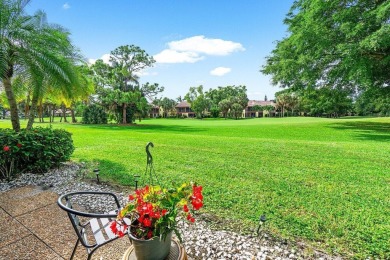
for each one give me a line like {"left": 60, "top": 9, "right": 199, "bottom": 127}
{"left": 1, "top": 117, "right": 389, "bottom": 258}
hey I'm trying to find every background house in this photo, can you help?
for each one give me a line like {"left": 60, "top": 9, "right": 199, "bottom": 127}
{"left": 175, "top": 101, "right": 195, "bottom": 118}
{"left": 244, "top": 100, "right": 276, "bottom": 118}
{"left": 149, "top": 105, "right": 161, "bottom": 118}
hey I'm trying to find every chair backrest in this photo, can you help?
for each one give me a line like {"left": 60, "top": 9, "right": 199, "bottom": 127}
{"left": 62, "top": 195, "right": 95, "bottom": 248}
{"left": 57, "top": 192, "right": 122, "bottom": 249}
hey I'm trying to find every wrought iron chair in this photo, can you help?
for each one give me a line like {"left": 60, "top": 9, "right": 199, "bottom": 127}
{"left": 57, "top": 191, "right": 126, "bottom": 260}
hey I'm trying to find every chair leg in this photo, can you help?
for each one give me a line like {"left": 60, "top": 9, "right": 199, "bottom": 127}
{"left": 70, "top": 238, "right": 80, "bottom": 260}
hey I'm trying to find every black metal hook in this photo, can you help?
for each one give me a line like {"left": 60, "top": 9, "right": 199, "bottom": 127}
{"left": 146, "top": 142, "right": 154, "bottom": 166}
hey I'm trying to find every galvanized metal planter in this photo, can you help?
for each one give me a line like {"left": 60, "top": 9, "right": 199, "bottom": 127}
{"left": 128, "top": 231, "right": 172, "bottom": 260}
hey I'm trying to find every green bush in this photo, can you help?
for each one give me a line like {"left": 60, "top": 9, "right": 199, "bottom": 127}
{"left": 0, "top": 127, "right": 75, "bottom": 180}
{"left": 82, "top": 104, "right": 108, "bottom": 124}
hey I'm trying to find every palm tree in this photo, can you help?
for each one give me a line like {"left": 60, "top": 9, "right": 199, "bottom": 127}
{"left": 276, "top": 93, "right": 288, "bottom": 117}
{"left": 0, "top": 0, "right": 83, "bottom": 131}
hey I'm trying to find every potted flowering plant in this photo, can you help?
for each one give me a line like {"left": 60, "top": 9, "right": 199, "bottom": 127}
{"left": 110, "top": 182, "right": 203, "bottom": 260}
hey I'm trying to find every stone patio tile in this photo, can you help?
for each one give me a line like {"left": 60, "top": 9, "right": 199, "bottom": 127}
{"left": 92, "top": 237, "right": 131, "bottom": 260}
{"left": 0, "top": 186, "right": 37, "bottom": 200}
{"left": 0, "top": 186, "right": 57, "bottom": 217}
{"left": 16, "top": 202, "right": 78, "bottom": 258}
{"left": 0, "top": 234, "right": 61, "bottom": 260}
{"left": 16, "top": 202, "right": 131, "bottom": 259}
{"left": 0, "top": 208, "right": 30, "bottom": 248}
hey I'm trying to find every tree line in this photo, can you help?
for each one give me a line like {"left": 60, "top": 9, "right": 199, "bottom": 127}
{"left": 262, "top": 0, "right": 389, "bottom": 117}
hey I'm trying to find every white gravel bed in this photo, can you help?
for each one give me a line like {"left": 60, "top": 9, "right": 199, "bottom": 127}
{"left": 0, "top": 163, "right": 339, "bottom": 260}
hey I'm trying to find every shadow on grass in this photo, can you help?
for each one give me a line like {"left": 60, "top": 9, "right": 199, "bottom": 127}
{"left": 74, "top": 123, "right": 207, "bottom": 134}
{"left": 329, "top": 121, "right": 390, "bottom": 141}
{"left": 78, "top": 158, "right": 135, "bottom": 186}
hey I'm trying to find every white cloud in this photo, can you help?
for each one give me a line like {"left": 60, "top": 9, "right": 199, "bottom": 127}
{"left": 169, "top": 35, "right": 245, "bottom": 56}
{"left": 154, "top": 35, "right": 244, "bottom": 64}
{"left": 62, "top": 3, "right": 70, "bottom": 10}
{"left": 88, "top": 54, "right": 111, "bottom": 65}
{"left": 154, "top": 49, "right": 204, "bottom": 64}
{"left": 210, "top": 67, "right": 232, "bottom": 76}
{"left": 134, "top": 70, "right": 158, "bottom": 77}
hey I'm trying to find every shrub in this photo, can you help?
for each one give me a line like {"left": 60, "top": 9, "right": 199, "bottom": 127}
{"left": 82, "top": 104, "right": 108, "bottom": 124}
{"left": 0, "top": 127, "right": 75, "bottom": 180}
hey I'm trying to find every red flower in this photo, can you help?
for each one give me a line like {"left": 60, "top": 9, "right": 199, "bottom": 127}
{"left": 183, "top": 204, "right": 189, "bottom": 212}
{"left": 147, "top": 230, "right": 153, "bottom": 239}
{"left": 129, "top": 195, "right": 135, "bottom": 201}
{"left": 143, "top": 217, "right": 152, "bottom": 227}
{"left": 153, "top": 211, "right": 161, "bottom": 219}
{"left": 186, "top": 214, "right": 192, "bottom": 220}
{"left": 190, "top": 217, "right": 195, "bottom": 223}
{"left": 3, "top": 146, "right": 10, "bottom": 152}
{"left": 192, "top": 185, "right": 203, "bottom": 200}
{"left": 16, "top": 143, "right": 22, "bottom": 148}
{"left": 191, "top": 184, "right": 204, "bottom": 210}
{"left": 162, "top": 209, "right": 167, "bottom": 216}
{"left": 110, "top": 221, "right": 118, "bottom": 234}
{"left": 191, "top": 199, "right": 203, "bottom": 210}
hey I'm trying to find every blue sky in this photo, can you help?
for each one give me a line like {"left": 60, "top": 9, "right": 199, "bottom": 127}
{"left": 26, "top": 0, "right": 293, "bottom": 101}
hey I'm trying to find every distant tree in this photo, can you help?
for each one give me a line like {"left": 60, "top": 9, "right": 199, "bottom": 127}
{"left": 355, "top": 87, "right": 390, "bottom": 116}
{"left": 276, "top": 93, "right": 288, "bottom": 117}
{"left": 208, "top": 85, "right": 249, "bottom": 119}
{"left": 262, "top": 105, "right": 275, "bottom": 117}
{"left": 252, "top": 105, "right": 263, "bottom": 117}
{"left": 300, "top": 87, "right": 353, "bottom": 117}
{"left": 230, "top": 103, "right": 243, "bottom": 120}
{"left": 184, "top": 86, "right": 210, "bottom": 118}
{"left": 157, "top": 97, "right": 177, "bottom": 118}
{"left": 109, "top": 45, "right": 152, "bottom": 124}
{"left": 210, "top": 106, "right": 220, "bottom": 118}
{"left": 91, "top": 45, "right": 162, "bottom": 123}
{"left": 218, "top": 99, "right": 231, "bottom": 119}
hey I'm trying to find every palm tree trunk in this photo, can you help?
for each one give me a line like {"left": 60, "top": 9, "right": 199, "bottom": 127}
{"left": 24, "top": 93, "right": 30, "bottom": 118}
{"left": 62, "top": 104, "right": 68, "bottom": 122}
{"left": 122, "top": 103, "right": 127, "bottom": 124}
{"left": 71, "top": 109, "right": 77, "bottom": 123}
{"left": 39, "top": 102, "right": 44, "bottom": 122}
{"left": 26, "top": 93, "right": 39, "bottom": 130}
{"left": 51, "top": 105, "right": 55, "bottom": 122}
{"left": 2, "top": 77, "right": 20, "bottom": 132}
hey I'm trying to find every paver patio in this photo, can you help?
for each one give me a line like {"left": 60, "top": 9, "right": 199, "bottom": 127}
{"left": 0, "top": 185, "right": 131, "bottom": 260}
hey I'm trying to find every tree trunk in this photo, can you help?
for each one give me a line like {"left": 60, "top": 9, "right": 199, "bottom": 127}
{"left": 51, "top": 105, "right": 55, "bottom": 122}
{"left": 71, "top": 108, "right": 77, "bottom": 123}
{"left": 26, "top": 92, "right": 39, "bottom": 130}
{"left": 24, "top": 93, "right": 31, "bottom": 119}
{"left": 62, "top": 104, "right": 68, "bottom": 122}
{"left": 122, "top": 103, "right": 127, "bottom": 124}
{"left": 2, "top": 76, "right": 20, "bottom": 132}
{"left": 38, "top": 102, "right": 44, "bottom": 122}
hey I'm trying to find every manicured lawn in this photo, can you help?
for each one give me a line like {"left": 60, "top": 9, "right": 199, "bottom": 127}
{"left": 1, "top": 117, "right": 389, "bottom": 258}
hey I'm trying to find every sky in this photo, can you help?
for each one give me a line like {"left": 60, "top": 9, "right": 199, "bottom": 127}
{"left": 26, "top": 0, "right": 294, "bottom": 101}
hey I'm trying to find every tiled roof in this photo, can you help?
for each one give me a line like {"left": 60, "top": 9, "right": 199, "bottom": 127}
{"left": 247, "top": 100, "right": 276, "bottom": 107}
{"left": 175, "top": 101, "right": 191, "bottom": 108}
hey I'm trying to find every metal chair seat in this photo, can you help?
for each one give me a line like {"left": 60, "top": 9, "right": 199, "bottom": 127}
{"left": 57, "top": 191, "right": 127, "bottom": 260}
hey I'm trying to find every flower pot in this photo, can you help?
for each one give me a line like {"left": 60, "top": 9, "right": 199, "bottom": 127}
{"left": 128, "top": 231, "right": 172, "bottom": 260}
